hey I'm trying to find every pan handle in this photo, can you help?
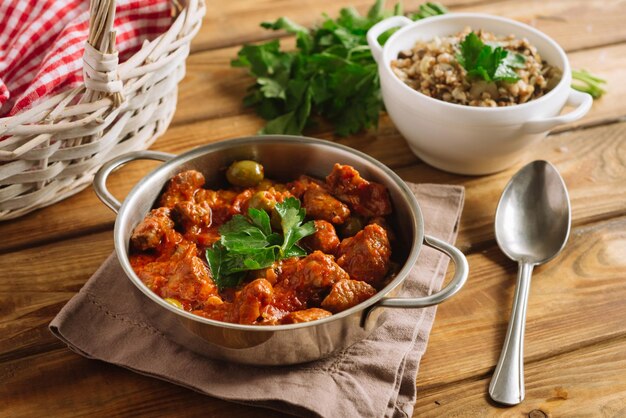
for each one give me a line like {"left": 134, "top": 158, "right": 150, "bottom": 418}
{"left": 361, "top": 234, "right": 468, "bottom": 326}
{"left": 93, "top": 150, "right": 174, "bottom": 214}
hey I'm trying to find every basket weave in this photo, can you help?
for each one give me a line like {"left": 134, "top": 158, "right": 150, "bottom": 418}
{"left": 0, "top": 0, "right": 205, "bottom": 220}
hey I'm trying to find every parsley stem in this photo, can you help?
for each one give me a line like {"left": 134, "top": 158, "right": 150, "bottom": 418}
{"left": 346, "top": 45, "right": 373, "bottom": 61}
{"left": 572, "top": 69, "right": 607, "bottom": 99}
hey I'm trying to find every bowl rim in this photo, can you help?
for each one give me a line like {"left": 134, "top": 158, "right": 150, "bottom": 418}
{"left": 379, "top": 12, "right": 571, "bottom": 113}
{"left": 114, "top": 135, "right": 425, "bottom": 332}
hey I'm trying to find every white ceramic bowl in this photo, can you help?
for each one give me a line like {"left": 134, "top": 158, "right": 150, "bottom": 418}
{"left": 367, "top": 13, "right": 592, "bottom": 175}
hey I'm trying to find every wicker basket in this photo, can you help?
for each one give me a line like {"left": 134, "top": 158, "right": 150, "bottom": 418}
{"left": 0, "top": 0, "right": 205, "bottom": 220}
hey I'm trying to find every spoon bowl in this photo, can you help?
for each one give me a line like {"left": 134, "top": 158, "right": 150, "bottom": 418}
{"left": 489, "top": 160, "right": 571, "bottom": 406}
{"left": 495, "top": 160, "right": 571, "bottom": 264}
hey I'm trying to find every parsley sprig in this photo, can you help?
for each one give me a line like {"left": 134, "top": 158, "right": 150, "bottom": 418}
{"left": 205, "top": 197, "right": 316, "bottom": 290}
{"left": 457, "top": 32, "right": 526, "bottom": 83}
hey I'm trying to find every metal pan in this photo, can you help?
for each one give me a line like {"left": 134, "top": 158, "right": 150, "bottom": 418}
{"left": 94, "top": 135, "right": 468, "bottom": 365}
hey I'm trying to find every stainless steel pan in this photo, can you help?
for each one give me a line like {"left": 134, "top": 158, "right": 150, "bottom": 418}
{"left": 94, "top": 135, "right": 468, "bottom": 365}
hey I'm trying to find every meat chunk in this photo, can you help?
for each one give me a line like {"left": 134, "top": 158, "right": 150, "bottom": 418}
{"left": 321, "top": 279, "right": 377, "bottom": 313}
{"left": 288, "top": 175, "right": 350, "bottom": 224}
{"left": 286, "top": 251, "right": 349, "bottom": 290}
{"left": 159, "top": 170, "right": 206, "bottom": 208}
{"left": 287, "top": 175, "right": 326, "bottom": 199}
{"left": 194, "top": 188, "right": 243, "bottom": 226}
{"left": 135, "top": 243, "right": 218, "bottom": 308}
{"left": 282, "top": 308, "right": 332, "bottom": 324}
{"left": 336, "top": 224, "right": 391, "bottom": 284}
{"left": 161, "top": 246, "right": 217, "bottom": 304}
{"left": 303, "top": 187, "right": 350, "bottom": 224}
{"left": 130, "top": 207, "right": 175, "bottom": 251}
{"left": 172, "top": 200, "right": 212, "bottom": 233}
{"left": 368, "top": 216, "right": 396, "bottom": 243}
{"left": 229, "top": 279, "right": 274, "bottom": 324}
{"left": 273, "top": 251, "right": 349, "bottom": 310}
{"left": 172, "top": 199, "right": 217, "bottom": 247}
{"left": 326, "top": 164, "right": 392, "bottom": 217}
{"left": 301, "top": 220, "right": 340, "bottom": 255}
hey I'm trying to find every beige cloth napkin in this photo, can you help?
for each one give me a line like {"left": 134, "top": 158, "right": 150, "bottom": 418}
{"left": 50, "top": 183, "right": 464, "bottom": 418}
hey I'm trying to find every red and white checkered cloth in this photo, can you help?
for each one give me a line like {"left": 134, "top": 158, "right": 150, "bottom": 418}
{"left": 0, "top": 0, "right": 171, "bottom": 117}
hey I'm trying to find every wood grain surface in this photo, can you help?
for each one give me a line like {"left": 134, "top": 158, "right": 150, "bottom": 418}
{"left": 1, "top": 0, "right": 625, "bottom": 417}
{"left": 193, "top": 0, "right": 498, "bottom": 52}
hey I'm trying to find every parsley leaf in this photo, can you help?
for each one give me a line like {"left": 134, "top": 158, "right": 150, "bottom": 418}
{"left": 232, "top": 1, "right": 447, "bottom": 136}
{"left": 275, "top": 197, "right": 317, "bottom": 256}
{"left": 457, "top": 32, "right": 526, "bottom": 83}
{"left": 248, "top": 207, "right": 272, "bottom": 236}
{"left": 205, "top": 197, "right": 316, "bottom": 290}
{"left": 205, "top": 243, "right": 247, "bottom": 290}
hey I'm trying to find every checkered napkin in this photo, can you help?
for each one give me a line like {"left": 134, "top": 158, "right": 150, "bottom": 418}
{"left": 0, "top": 0, "right": 171, "bottom": 117}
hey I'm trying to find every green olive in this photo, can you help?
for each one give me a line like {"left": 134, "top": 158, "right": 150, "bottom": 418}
{"left": 339, "top": 216, "right": 364, "bottom": 237}
{"left": 248, "top": 191, "right": 276, "bottom": 212}
{"left": 226, "top": 160, "right": 264, "bottom": 187}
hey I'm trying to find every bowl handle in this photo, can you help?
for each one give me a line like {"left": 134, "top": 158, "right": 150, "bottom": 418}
{"left": 366, "top": 16, "right": 413, "bottom": 64}
{"left": 361, "top": 234, "right": 468, "bottom": 326}
{"left": 521, "top": 88, "right": 592, "bottom": 134}
{"left": 93, "top": 150, "right": 174, "bottom": 214}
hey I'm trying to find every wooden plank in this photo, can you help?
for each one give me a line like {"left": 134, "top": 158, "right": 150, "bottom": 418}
{"left": 469, "top": 0, "right": 626, "bottom": 52}
{"left": 1, "top": 217, "right": 626, "bottom": 415}
{"left": 0, "top": 232, "right": 114, "bottom": 362}
{"left": 413, "top": 336, "right": 626, "bottom": 417}
{"left": 192, "top": 0, "right": 494, "bottom": 53}
{"left": 192, "top": 0, "right": 626, "bottom": 53}
{"left": 172, "top": 41, "right": 626, "bottom": 131}
{"left": 0, "top": 349, "right": 289, "bottom": 418}
{"left": 415, "top": 216, "right": 626, "bottom": 390}
{"left": 4, "top": 335, "right": 626, "bottom": 418}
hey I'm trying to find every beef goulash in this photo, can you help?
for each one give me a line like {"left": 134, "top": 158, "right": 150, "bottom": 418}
{"left": 129, "top": 161, "right": 397, "bottom": 325}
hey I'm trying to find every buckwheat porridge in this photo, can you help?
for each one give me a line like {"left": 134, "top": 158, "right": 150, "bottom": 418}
{"left": 390, "top": 28, "right": 562, "bottom": 107}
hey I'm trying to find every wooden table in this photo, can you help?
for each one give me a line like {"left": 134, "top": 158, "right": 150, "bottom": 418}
{"left": 2, "top": 0, "right": 626, "bottom": 416}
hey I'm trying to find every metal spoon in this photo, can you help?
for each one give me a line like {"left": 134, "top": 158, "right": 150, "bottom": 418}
{"left": 489, "top": 160, "right": 571, "bottom": 406}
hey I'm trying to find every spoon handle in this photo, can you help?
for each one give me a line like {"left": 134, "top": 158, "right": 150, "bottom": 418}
{"left": 489, "top": 262, "right": 534, "bottom": 405}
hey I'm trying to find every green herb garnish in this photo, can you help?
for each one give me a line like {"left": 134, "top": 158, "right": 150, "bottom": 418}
{"left": 205, "top": 197, "right": 316, "bottom": 290}
{"left": 572, "top": 69, "right": 607, "bottom": 99}
{"left": 456, "top": 32, "right": 526, "bottom": 83}
{"left": 231, "top": 1, "right": 447, "bottom": 136}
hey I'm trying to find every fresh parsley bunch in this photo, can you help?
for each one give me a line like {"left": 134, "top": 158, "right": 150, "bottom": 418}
{"left": 232, "top": 1, "right": 447, "bottom": 136}
{"left": 206, "top": 197, "right": 316, "bottom": 290}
